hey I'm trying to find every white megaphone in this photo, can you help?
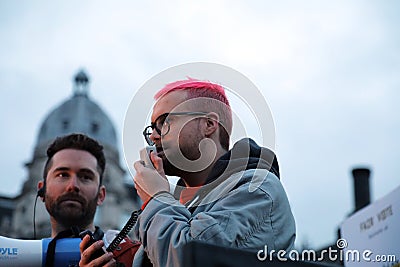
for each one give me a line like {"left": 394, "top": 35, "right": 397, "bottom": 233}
{"left": 0, "top": 229, "right": 122, "bottom": 267}
{"left": 0, "top": 235, "right": 82, "bottom": 266}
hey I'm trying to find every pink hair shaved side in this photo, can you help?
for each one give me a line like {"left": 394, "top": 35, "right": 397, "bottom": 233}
{"left": 154, "top": 78, "right": 232, "bottom": 150}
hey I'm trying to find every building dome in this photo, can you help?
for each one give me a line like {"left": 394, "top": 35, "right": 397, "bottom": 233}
{"left": 11, "top": 70, "right": 139, "bottom": 238}
{"left": 36, "top": 70, "right": 117, "bottom": 153}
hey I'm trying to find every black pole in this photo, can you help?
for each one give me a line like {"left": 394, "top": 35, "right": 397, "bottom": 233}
{"left": 352, "top": 167, "right": 371, "bottom": 212}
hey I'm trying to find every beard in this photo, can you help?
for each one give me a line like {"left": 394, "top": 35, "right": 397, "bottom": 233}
{"left": 45, "top": 191, "right": 98, "bottom": 230}
{"left": 162, "top": 155, "right": 184, "bottom": 176}
{"left": 161, "top": 129, "right": 204, "bottom": 176}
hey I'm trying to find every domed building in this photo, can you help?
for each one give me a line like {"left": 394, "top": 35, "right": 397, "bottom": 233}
{"left": 10, "top": 70, "right": 140, "bottom": 238}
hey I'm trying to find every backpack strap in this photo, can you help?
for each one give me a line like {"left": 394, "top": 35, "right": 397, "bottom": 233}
{"left": 45, "top": 227, "right": 80, "bottom": 267}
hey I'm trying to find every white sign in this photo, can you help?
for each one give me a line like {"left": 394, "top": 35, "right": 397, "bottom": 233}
{"left": 340, "top": 185, "right": 400, "bottom": 267}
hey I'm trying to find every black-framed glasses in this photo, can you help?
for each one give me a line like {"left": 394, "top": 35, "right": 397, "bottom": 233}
{"left": 143, "top": 112, "right": 208, "bottom": 145}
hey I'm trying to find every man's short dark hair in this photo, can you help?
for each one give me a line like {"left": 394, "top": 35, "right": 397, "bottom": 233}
{"left": 42, "top": 133, "right": 106, "bottom": 184}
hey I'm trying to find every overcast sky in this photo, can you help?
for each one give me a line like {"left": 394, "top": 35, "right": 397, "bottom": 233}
{"left": 1, "top": 0, "right": 399, "bottom": 249}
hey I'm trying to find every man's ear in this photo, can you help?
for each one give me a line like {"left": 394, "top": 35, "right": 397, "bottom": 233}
{"left": 97, "top": 185, "right": 106, "bottom": 206}
{"left": 204, "top": 112, "right": 220, "bottom": 137}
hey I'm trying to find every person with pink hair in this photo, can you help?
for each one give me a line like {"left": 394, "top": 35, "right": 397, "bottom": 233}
{"left": 132, "top": 78, "right": 295, "bottom": 267}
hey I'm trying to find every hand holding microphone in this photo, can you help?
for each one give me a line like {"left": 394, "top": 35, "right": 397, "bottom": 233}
{"left": 133, "top": 147, "right": 169, "bottom": 204}
{"left": 139, "top": 146, "right": 156, "bottom": 169}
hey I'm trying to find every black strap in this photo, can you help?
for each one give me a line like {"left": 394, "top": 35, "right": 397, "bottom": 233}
{"left": 45, "top": 227, "right": 80, "bottom": 267}
{"left": 44, "top": 226, "right": 105, "bottom": 267}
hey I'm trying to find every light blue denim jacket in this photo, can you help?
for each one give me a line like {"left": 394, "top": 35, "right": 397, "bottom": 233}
{"left": 133, "top": 139, "right": 296, "bottom": 267}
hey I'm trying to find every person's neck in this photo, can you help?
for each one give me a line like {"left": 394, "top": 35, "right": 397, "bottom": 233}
{"left": 50, "top": 218, "right": 95, "bottom": 238}
{"left": 181, "top": 148, "right": 227, "bottom": 187}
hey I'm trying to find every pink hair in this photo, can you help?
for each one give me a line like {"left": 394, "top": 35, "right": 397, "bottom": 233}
{"left": 154, "top": 78, "right": 232, "bottom": 149}
{"left": 154, "top": 78, "right": 230, "bottom": 107}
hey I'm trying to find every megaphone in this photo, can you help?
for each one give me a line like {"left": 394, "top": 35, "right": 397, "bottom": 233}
{"left": 0, "top": 235, "right": 81, "bottom": 266}
{"left": 0, "top": 211, "right": 140, "bottom": 266}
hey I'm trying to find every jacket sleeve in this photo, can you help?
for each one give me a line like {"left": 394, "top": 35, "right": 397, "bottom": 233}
{"left": 133, "top": 170, "right": 295, "bottom": 267}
